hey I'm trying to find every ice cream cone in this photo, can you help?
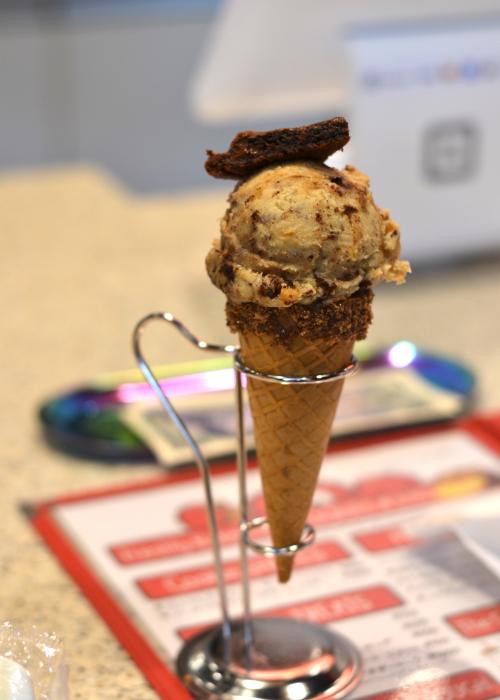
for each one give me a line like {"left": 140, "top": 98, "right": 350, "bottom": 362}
{"left": 205, "top": 117, "right": 410, "bottom": 584}
{"left": 238, "top": 330, "right": 354, "bottom": 582}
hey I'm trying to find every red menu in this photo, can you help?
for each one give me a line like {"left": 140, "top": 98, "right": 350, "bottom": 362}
{"left": 31, "top": 415, "right": 500, "bottom": 699}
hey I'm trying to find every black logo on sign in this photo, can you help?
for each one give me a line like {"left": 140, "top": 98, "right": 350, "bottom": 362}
{"left": 423, "top": 121, "right": 479, "bottom": 183}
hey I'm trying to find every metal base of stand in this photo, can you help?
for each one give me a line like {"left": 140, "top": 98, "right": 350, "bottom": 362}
{"left": 177, "top": 617, "right": 362, "bottom": 700}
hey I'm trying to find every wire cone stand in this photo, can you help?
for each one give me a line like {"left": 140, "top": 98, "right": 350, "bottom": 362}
{"left": 133, "top": 312, "right": 363, "bottom": 700}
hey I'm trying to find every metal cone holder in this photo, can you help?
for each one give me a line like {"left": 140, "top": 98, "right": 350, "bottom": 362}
{"left": 133, "top": 312, "right": 363, "bottom": 700}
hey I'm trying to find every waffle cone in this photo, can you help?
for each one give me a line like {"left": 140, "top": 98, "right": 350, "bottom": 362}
{"left": 238, "top": 331, "right": 354, "bottom": 583}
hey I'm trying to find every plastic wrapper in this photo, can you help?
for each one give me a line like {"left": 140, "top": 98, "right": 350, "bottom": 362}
{"left": 0, "top": 623, "right": 69, "bottom": 700}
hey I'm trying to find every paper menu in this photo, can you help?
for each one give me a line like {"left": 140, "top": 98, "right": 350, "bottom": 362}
{"left": 34, "top": 426, "right": 500, "bottom": 699}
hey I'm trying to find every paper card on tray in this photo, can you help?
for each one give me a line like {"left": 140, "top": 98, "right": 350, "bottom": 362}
{"left": 121, "top": 365, "right": 463, "bottom": 467}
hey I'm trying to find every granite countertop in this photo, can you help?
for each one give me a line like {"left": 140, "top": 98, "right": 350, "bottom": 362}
{"left": 1, "top": 166, "right": 500, "bottom": 699}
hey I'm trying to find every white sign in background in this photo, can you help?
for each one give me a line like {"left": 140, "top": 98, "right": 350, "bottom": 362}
{"left": 347, "top": 24, "right": 500, "bottom": 263}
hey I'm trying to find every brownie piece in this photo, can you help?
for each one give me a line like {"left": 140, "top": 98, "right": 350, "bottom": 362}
{"left": 206, "top": 117, "right": 350, "bottom": 179}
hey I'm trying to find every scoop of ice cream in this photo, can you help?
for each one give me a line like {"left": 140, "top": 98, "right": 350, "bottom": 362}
{"left": 206, "top": 161, "right": 409, "bottom": 307}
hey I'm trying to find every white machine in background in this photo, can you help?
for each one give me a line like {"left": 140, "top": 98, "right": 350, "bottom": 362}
{"left": 190, "top": 0, "right": 500, "bottom": 264}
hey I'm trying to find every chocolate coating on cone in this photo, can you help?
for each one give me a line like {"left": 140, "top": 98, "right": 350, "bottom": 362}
{"left": 227, "top": 286, "right": 373, "bottom": 344}
{"left": 205, "top": 117, "right": 349, "bottom": 179}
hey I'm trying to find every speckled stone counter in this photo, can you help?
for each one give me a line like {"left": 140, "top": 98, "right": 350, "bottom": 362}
{"left": 1, "top": 166, "right": 500, "bottom": 699}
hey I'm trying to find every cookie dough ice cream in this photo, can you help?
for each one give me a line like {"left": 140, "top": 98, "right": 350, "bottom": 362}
{"left": 207, "top": 162, "right": 408, "bottom": 307}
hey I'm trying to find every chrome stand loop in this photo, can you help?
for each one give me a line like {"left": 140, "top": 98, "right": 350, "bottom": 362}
{"left": 132, "top": 312, "right": 235, "bottom": 666}
{"left": 234, "top": 350, "right": 359, "bottom": 385}
{"left": 241, "top": 517, "right": 316, "bottom": 557}
{"left": 133, "top": 311, "right": 363, "bottom": 699}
